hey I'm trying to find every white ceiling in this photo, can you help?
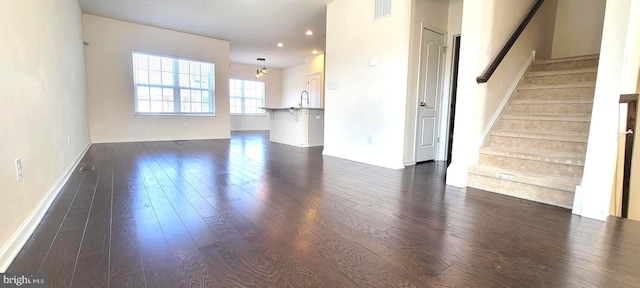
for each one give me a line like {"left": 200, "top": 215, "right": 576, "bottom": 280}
{"left": 78, "top": 0, "right": 334, "bottom": 69}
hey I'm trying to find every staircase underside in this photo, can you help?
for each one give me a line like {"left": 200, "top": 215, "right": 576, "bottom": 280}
{"left": 468, "top": 54, "right": 598, "bottom": 209}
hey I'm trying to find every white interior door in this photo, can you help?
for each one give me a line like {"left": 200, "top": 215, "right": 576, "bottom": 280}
{"left": 416, "top": 28, "right": 445, "bottom": 162}
{"left": 307, "top": 73, "right": 322, "bottom": 108}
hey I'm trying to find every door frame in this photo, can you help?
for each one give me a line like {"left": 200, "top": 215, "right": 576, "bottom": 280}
{"left": 414, "top": 27, "right": 446, "bottom": 163}
{"left": 619, "top": 94, "right": 638, "bottom": 218}
{"left": 307, "top": 72, "right": 323, "bottom": 108}
{"left": 446, "top": 35, "right": 461, "bottom": 167}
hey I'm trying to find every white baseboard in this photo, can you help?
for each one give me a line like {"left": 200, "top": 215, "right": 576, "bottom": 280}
{"left": 477, "top": 51, "right": 536, "bottom": 148}
{"left": 572, "top": 184, "right": 583, "bottom": 215}
{"left": 0, "top": 143, "right": 91, "bottom": 272}
{"left": 322, "top": 149, "right": 405, "bottom": 170}
{"left": 230, "top": 128, "right": 270, "bottom": 132}
{"left": 269, "top": 138, "right": 306, "bottom": 147}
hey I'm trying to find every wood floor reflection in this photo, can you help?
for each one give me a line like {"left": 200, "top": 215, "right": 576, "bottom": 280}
{"left": 8, "top": 131, "right": 640, "bottom": 287}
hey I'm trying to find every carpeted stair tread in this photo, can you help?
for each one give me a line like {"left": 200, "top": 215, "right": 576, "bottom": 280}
{"left": 501, "top": 114, "right": 591, "bottom": 122}
{"left": 468, "top": 165, "right": 580, "bottom": 192}
{"left": 480, "top": 147, "right": 585, "bottom": 166}
{"left": 532, "top": 54, "right": 599, "bottom": 64}
{"left": 491, "top": 130, "right": 588, "bottom": 142}
{"left": 525, "top": 67, "right": 597, "bottom": 77}
{"left": 518, "top": 82, "right": 596, "bottom": 90}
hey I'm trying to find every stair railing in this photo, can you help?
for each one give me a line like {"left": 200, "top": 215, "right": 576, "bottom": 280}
{"left": 476, "top": 0, "right": 545, "bottom": 84}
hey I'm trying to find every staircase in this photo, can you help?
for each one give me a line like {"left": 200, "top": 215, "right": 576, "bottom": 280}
{"left": 468, "top": 54, "right": 599, "bottom": 208}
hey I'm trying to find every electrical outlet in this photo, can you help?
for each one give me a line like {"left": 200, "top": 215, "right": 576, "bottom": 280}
{"left": 15, "top": 158, "right": 23, "bottom": 181}
{"left": 67, "top": 133, "right": 71, "bottom": 144}
{"left": 183, "top": 121, "right": 189, "bottom": 128}
{"left": 366, "top": 135, "right": 373, "bottom": 144}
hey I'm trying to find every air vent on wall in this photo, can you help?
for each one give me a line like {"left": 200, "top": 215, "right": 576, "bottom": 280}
{"left": 374, "top": 0, "right": 392, "bottom": 20}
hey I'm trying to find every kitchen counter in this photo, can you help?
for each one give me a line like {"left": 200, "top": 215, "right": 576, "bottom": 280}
{"left": 260, "top": 107, "right": 324, "bottom": 147}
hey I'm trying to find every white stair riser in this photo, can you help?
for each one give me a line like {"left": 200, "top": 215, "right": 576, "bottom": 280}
{"left": 479, "top": 154, "right": 584, "bottom": 178}
{"left": 490, "top": 135, "right": 587, "bottom": 154}
{"left": 468, "top": 174, "right": 574, "bottom": 208}
{"left": 498, "top": 119, "right": 590, "bottom": 134}
{"left": 531, "top": 59, "right": 598, "bottom": 71}
{"left": 506, "top": 103, "right": 592, "bottom": 115}
{"left": 523, "top": 72, "right": 597, "bottom": 85}
{"left": 516, "top": 87, "right": 595, "bottom": 99}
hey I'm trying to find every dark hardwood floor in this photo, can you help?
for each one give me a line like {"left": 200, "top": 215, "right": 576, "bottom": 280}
{"left": 7, "top": 131, "right": 640, "bottom": 287}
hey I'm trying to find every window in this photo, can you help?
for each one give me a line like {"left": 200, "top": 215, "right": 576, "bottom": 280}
{"left": 132, "top": 52, "right": 215, "bottom": 115}
{"left": 229, "top": 79, "right": 265, "bottom": 114}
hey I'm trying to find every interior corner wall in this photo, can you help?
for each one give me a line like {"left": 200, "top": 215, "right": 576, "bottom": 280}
{"left": 306, "top": 54, "right": 325, "bottom": 78}
{"left": 403, "top": 0, "right": 450, "bottom": 164}
{"left": 281, "top": 54, "right": 325, "bottom": 108}
{"left": 82, "top": 14, "right": 231, "bottom": 143}
{"left": 281, "top": 64, "right": 307, "bottom": 107}
{"left": 229, "top": 63, "right": 281, "bottom": 131}
{"left": 438, "top": 0, "right": 463, "bottom": 162}
{"left": 0, "top": 0, "right": 90, "bottom": 268}
{"left": 325, "top": 0, "right": 411, "bottom": 169}
{"left": 551, "top": 0, "right": 606, "bottom": 59}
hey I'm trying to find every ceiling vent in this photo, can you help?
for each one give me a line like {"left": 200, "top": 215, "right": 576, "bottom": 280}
{"left": 374, "top": 0, "right": 392, "bottom": 20}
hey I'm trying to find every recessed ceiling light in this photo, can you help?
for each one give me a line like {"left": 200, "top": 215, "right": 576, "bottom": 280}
{"left": 277, "top": 42, "right": 284, "bottom": 47}
{"left": 306, "top": 30, "right": 313, "bottom": 36}
{"left": 312, "top": 50, "right": 318, "bottom": 54}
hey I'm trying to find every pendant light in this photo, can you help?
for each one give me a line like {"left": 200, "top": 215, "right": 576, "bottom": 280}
{"left": 256, "top": 58, "right": 267, "bottom": 80}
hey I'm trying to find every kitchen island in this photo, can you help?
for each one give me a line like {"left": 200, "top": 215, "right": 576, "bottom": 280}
{"left": 261, "top": 107, "right": 324, "bottom": 147}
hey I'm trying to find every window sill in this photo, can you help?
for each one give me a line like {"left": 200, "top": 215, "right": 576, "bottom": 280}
{"left": 134, "top": 113, "right": 217, "bottom": 118}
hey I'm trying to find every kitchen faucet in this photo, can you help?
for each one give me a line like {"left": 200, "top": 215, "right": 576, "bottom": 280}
{"left": 299, "top": 90, "right": 309, "bottom": 107}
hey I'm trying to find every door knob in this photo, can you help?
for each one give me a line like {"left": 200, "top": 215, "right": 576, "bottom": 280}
{"left": 420, "top": 102, "right": 426, "bottom": 107}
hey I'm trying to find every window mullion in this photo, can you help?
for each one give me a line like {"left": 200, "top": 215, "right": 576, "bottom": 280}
{"left": 209, "top": 67, "right": 214, "bottom": 112}
{"left": 173, "top": 58, "right": 180, "bottom": 113}
{"left": 241, "top": 80, "right": 246, "bottom": 114}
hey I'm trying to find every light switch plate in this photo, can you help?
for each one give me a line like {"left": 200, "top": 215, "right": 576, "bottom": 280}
{"left": 15, "top": 158, "right": 23, "bottom": 181}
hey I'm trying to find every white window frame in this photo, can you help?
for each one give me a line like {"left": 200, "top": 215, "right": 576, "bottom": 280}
{"left": 132, "top": 51, "right": 215, "bottom": 116}
{"left": 229, "top": 79, "right": 265, "bottom": 115}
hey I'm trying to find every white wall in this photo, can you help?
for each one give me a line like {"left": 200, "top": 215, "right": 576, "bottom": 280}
{"left": 306, "top": 54, "right": 325, "bottom": 77}
{"left": 551, "top": 0, "right": 605, "bottom": 59}
{"left": 325, "top": 0, "right": 412, "bottom": 169}
{"left": 481, "top": 0, "right": 557, "bottom": 133}
{"left": 576, "top": 0, "right": 640, "bottom": 220}
{"left": 83, "top": 14, "right": 231, "bottom": 143}
{"left": 281, "top": 54, "right": 325, "bottom": 107}
{"left": 446, "top": 0, "right": 558, "bottom": 187}
{"left": 0, "top": 0, "right": 90, "bottom": 269}
{"left": 433, "top": 0, "right": 463, "bottom": 162}
{"left": 229, "top": 62, "right": 282, "bottom": 131}
{"left": 281, "top": 64, "right": 307, "bottom": 107}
